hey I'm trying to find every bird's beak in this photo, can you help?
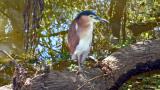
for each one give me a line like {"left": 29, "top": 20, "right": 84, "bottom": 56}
{"left": 100, "top": 18, "right": 109, "bottom": 23}
{"left": 95, "top": 16, "right": 109, "bottom": 23}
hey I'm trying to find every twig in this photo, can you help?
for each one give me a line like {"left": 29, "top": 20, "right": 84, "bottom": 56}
{"left": 40, "top": 31, "right": 68, "bottom": 37}
{"left": 77, "top": 74, "right": 107, "bottom": 90}
{"left": 0, "top": 50, "right": 14, "bottom": 60}
{"left": 0, "top": 8, "right": 11, "bottom": 19}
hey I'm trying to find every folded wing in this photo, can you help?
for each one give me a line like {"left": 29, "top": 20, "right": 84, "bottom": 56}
{"left": 67, "top": 20, "right": 79, "bottom": 54}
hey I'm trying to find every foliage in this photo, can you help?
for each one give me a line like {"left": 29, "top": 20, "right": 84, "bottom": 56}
{"left": 120, "top": 70, "right": 160, "bottom": 90}
{"left": 0, "top": 0, "right": 159, "bottom": 88}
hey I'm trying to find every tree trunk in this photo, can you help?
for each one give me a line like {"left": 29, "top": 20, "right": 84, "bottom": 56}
{"left": 110, "top": 0, "right": 127, "bottom": 39}
{"left": 122, "top": 8, "right": 127, "bottom": 43}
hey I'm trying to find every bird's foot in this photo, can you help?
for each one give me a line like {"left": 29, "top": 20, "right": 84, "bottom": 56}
{"left": 76, "top": 67, "right": 83, "bottom": 75}
{"left": 76, "top": 69, "right": 89, "bottom": 76}
{"left": 76, "top": 67, "right": 89, "bottom": 81}
{"left": 76, "top": 71, "right": 88, "bottom": 82}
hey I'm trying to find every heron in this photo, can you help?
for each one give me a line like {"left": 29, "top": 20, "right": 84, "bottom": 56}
{"left": 67, "top": 10, "right": 108, "bottom": 73}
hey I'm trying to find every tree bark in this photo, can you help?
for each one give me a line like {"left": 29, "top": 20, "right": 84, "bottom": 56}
{"left": 20, "top": 40, "right": 160, "bottom": 90}
{"left": 128, "top": 21, "right": 159, "bottom": 36}
{"left": 1, "top": 40, "right": 160, "bottom": 90}
{"left": 110, "top": 0, "right": 127, "bottom": 39}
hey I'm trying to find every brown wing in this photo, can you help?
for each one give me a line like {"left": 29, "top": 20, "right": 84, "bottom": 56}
{"left": 67, "top": 20, "right": 79, "bottom": 54}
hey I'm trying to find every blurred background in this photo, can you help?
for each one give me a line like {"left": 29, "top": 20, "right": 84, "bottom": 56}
{"left": 0, "top": 0, "right": 160, "bottom": 89}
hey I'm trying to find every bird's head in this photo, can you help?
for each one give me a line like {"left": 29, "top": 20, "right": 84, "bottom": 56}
{"left": 75, "top": 10, "right": 109, "bottom": 23}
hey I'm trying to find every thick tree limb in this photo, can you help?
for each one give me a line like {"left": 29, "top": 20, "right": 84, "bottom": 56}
{"left": 1, "top": 40, "right": 160, "bottom": 90}
{"left": 20, "top": 40, "right": 160, "bottom": 90}
{"left": 128, "top": 21, "right": 160, "bottom": 36}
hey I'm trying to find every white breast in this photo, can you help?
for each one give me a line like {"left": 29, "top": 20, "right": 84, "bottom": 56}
{"left": 75, "top": 23, "right": 93, "bottom": 55}
{"left": 77, "top": 34, "right": 92, "bottom": 51}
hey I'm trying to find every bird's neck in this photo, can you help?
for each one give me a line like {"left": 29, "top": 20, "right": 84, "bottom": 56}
{"left": 78, "top": 22, "right": 94, "bottom": 39}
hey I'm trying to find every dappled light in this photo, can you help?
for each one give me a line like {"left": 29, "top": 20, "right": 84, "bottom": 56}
{"left": 0, "top": 0, "right": 160, "bottom": 90}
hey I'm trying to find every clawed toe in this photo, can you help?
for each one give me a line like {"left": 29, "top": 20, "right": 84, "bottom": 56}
{"left": 76, "top": 68, "right": 83, "bottom": 75}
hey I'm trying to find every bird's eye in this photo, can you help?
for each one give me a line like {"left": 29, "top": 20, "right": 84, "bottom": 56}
{"left": 90, "top": 15, "right": 94, "bottom": 17}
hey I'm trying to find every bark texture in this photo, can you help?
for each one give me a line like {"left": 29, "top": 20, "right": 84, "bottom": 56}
{"left": 1, "top": 40, "right": 160, "bottom": 90}
{"left": 23, "top": 40, "right": 160, "bottom": 90}
{"left": 103, "top": 39, "right": 160, "bottom": 89}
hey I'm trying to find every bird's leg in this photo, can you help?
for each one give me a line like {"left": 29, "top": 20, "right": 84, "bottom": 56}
{"left": 78, "top": 54, "right": 89, "bottom": 78}
{"left": 76, "top": 54, "right": 89, "bottom": 82}
{"left": 77, "top": 54, "right": 83, "bottom": 73}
